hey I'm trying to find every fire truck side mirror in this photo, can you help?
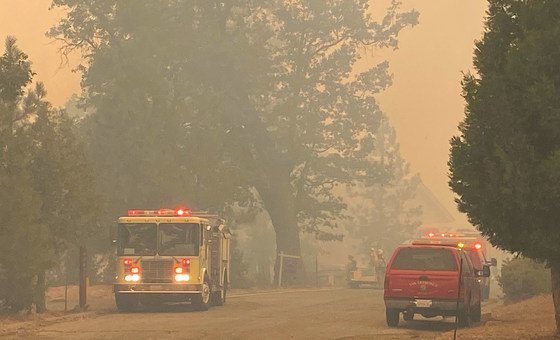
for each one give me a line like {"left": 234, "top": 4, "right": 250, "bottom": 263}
{"left": 489, "top": 258, "right": 498, "bottom": 267}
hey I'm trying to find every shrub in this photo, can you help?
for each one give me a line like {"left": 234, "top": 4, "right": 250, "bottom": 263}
{"left": 498, "top": 257, "right": 550, "bottom": 303}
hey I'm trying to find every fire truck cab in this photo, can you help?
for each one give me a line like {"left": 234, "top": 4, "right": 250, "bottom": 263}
{"left": 113, "top": 208, "right": 231, "bottom": 312}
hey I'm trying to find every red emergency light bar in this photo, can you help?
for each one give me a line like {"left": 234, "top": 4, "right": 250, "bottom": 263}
{"left": 127, "top": 208, "right": 192, "bottom": 217}
{"left": 413, "top": 238, "right": 483, "bottom": 250}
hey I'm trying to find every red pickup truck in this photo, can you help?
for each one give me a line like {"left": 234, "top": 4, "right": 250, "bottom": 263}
{"left": 383, "top": 243, "right": 490, "bottom": 327}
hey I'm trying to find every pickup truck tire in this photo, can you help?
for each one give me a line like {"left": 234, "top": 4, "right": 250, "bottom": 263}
{"left": 458, "top": 305, "right": 472, "bottom": 327}
{"left": 386, "top": 308, "right": 400, "bottom": 327}
{"left": 471, "top": 302, "right": 481, "bottom": 322}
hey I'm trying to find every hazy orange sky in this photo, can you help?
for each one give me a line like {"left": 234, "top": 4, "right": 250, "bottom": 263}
{"left": 0, "top": 0, "right": 488, "bottom": 226}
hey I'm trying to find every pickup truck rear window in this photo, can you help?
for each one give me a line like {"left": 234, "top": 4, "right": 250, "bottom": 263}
{"left": 391, "top": 247, "right": 457, "bottom": 271}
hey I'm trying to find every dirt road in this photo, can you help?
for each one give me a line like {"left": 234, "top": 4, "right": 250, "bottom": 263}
{"left": 5, "top": 288, "right": 476, "bottom": 339}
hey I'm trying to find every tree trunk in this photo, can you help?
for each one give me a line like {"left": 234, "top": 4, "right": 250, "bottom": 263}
{"left": 551, "top": 264, "right": 560, "bottom": 336}
{"left": 258, "top": 169, "right": 304, "bottom": 286}
{"left": 34, "top": 271, "right": 46, "bottom": 313}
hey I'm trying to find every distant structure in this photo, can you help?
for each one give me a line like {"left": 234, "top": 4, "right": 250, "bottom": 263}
{"left": 407, "top": 180, "right": 455, "bottom": 230}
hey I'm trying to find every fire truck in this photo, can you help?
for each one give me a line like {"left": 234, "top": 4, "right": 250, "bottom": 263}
{"left": 414, "top": 229, "right": 497, "bottom": 300}
{"left": 113, "top": 208, "right": 231, "bottom": 312}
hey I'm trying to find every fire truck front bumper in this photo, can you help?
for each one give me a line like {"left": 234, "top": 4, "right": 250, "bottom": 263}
{"left": 114, "top": 283, "right": 203, "bottom": 294}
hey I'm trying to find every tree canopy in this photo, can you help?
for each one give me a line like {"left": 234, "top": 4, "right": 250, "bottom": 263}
{"left": 50, "top": 0, "right": 418, "bottom": 282}
{"left": 450, "top": 0, "right": 560, "bottom": 262}
{"left": 448, "top": 0, "right": 560, "bottom": 332}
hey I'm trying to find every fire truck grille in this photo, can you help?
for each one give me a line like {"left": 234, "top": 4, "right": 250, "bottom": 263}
{"left": 141, "top": 260, "right": 174, "bottom": 283}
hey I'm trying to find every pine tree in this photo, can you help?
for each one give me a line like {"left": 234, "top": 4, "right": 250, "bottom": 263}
{"left": 0, "top": 37, "right": 100, "bottom": 312}
{"left": 449, "top": 0, "right": 560, "bottom": 333}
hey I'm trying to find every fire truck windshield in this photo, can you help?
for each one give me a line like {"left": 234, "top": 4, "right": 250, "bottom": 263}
{"left": 159, "top": 223, "right": 200, "bottom": 256}
{"left": 117, "top": 223, "right": 201, "bottom": 256}
{"left": 117, "top": 223, "right": 157, "bottom": 256}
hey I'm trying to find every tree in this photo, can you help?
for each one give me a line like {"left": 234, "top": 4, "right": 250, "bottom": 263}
{"left": 0, "top": 36, "right": 99, "bottom": 312}
{"left": 449, "top": 0, "right": 560, "bottom": 334}
{"left": 346, "top": 115, "right": 421, "bottom": 254}
{"left": 50, "top": 0, "right": 418, "bottom": 283}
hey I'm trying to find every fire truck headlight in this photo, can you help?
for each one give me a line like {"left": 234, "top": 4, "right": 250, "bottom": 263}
{"left": 125, "top": 274, "right": 141, "bottom": 282}
{"left": 175, "top": 274, "right": 190, "bottom": 282}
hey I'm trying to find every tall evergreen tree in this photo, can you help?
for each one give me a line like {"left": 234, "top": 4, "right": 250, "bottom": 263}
{"left": 0, "top": 37, "right": 47, "bottom": 312}
{"left": 449, "top": 0, "right": 560, "bottom": 333}
{"left": 0, "top": 37, "right": 99, "bottom": 312}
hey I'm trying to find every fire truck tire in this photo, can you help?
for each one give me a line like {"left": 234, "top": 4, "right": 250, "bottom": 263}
{"left": 115, "top": 293, "right": 139, "bottom": 312}
{"left": 222, "top": 278, "right": 227, "bottom": 303}
{"left": 212, "top": 279, "right": 227, "bottom": 306}
{"left": 192, "top": 281, "right": 211, "bottom": 311}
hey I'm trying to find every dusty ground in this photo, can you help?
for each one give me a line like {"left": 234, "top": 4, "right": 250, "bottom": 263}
{"left": 0, "top": 285, "right": 558, "bottom": 339}
{"left": 441, "top": 294, "right": 557, "bottom": 339}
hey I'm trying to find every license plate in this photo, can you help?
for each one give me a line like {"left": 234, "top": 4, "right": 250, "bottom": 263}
{"left": 150, "top": 285, "right": 163, "bottom": 291}
{"left": 415, "top": 299, "right": 432, "bottom": 308}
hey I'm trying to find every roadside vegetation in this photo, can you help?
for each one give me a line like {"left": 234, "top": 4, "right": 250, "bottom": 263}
{"left": 498, "top": 257, "right": 551, "bottom": 303}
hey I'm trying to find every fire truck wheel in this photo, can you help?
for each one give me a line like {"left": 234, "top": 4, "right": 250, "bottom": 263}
{"left": 115, "top": 293, "right": 139, "bottom": 312}
{"left": 212, "top": 280, "right": 227, "bottom": 306}
{"left": 192, "top": 281, "right": 211, "bottom": 311}
{"left": 222, "top": 278, "right": 227, "bottom": 303}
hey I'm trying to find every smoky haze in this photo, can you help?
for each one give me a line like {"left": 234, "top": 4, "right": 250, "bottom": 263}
{"left": 0, "top": 0, "right": 487, "bottom": 226}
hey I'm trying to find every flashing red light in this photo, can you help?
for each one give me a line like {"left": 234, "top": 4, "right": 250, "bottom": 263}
{"left": 157, "top": 208, "right": 170, "bottom": 216}
{"left": 175, "top": 208, "right": 191, "bottom": 216}
{"left": 474, "top": 242, "right": 482, "bottom": 250}
{"left": 123, "top": 258, "right": 133, "bottom": 266}
{"left": 130, "top": 266, "right": 140, "bottom": 274}
{"left": 182, "top": 258, "right": 191, "bottom": 266}
{"left": 126, "top": 208, "right": 191, "bottom": 217}
{"left": 428, "top": 232, "right": 435, "bottom": 238}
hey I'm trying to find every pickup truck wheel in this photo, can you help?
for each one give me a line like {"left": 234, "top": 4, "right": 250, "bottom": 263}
{"left": 471, "top": 302, "right": 481, "bottom": 322}
{"left": 192, "top": 281, "right": 211, "bottom": 311}
{"left": 458, "top": 305, "right": 472, "bottom": 327}
{"left": 115, "top": 293, "right": 139, "bottom": 312}
{"left": 386, "top": 308, "right": 400, "bottom": 327}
